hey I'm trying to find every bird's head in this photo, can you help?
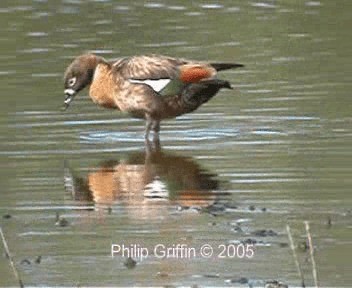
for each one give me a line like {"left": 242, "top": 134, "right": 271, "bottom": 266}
{"left": 63, "top": 54, "right": 102, "bottom": 110}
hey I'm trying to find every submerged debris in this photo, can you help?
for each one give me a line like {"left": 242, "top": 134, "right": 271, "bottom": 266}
{"left": 35, "top": 256, "right": 41, "bottom": 264}
{"left": 225, "top": 277, "right": 248, "bottom": 284}
{"left": 156, "top": 271, "right": 169, "bottom": 278}
{"left": 20, "top": 256, "right": 41, "bottom": 265}
{"left": 203, "top": 274, "right": 220, "bottom": 279}
{"left": 124, "top": 257, "right": 137, "bottom": 269}
{"left": 298, "top": 240, "right": 309, "bottom": 252}
{"left": 201, "top": 203, "right": 226, "bottom": 215}
{"left": 224, "top": 203, "right": 238, "bottom": 210}
{"left": 20, "top": 259, "right": 31, "bottom": 265}
{"left": 278, "top": 242, "right": 289, "bottom": 248}
{"left": 264, "top": 280, "right": 288, "bottom": 288}
{"left": 241, "top": 238, "right": 257, "bottom": 245}
{"left": 232, "top": 225, "right": 243, "bottom": 233}
{"left": 55, "top": 212, "right": 69, "bottom": 227}
{"left": 249, "top": 205, "right": 256, "bottom": 211}
{"left": 327, "top": 216, "right": 332, "bottom": 228}
{"left": 2, "top": 214, "right": 12, "bottom": 219}
{"left": 253, "top": 229, "right": 278, "bottom": 237}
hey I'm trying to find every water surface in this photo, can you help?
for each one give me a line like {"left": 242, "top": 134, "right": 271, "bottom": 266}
{"left": 1, "top": 0, "right": 351, "bottom": 286}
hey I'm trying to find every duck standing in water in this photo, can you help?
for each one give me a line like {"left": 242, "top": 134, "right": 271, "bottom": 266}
{"left": 63, "top": 53, "right": 243, "bottom": 140}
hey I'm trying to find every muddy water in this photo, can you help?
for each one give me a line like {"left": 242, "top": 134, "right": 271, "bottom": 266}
{"left": 1, "top": 0, "right": 351, "bottom": 287}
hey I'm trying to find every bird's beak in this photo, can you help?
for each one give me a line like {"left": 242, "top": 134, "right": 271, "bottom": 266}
{"left": 62, "top": 89, "right": 76, "bottom": 111}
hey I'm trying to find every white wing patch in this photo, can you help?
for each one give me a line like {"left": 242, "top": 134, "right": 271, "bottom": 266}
{"left": 129, "top": 78, "right": 171, "bottom": 93}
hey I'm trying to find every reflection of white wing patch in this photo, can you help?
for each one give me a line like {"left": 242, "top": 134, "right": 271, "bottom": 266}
{"left": 129, "top": 78, "right": 171, "bottom": 93}
{"left": 143, "top": 177, "right": 169, "bottom": 200}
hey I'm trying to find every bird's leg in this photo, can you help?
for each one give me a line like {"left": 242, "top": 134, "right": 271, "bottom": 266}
{"left": 145, "top": 136, "right": 152, "bottom": 157}
{"left": 152, "top": 120, "right": 160, "bottom": 147}
{"left": 153, "top": 137, "right": 161, "bottom": 152}
{"left": 145, "top": 116, "right": 153, "bottom": 141}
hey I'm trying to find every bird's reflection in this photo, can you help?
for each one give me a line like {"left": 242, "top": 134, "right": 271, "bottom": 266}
{"left": 64, "top": 143, "right": 223, "bottom": 217}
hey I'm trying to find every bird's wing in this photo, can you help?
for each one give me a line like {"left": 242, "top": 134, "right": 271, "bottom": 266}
{"left": 112, "top": 55, "right": 217, "bottom": 94}
{"left": 113, "top": 55, "right": 186, "bottom": 79}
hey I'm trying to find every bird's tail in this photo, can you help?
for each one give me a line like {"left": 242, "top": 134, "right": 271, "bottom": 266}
{"left": 211, "top": 62, "right": 244, "bottom": 71}
{"left": 182, "top": 79, "right": 233, "bottom": 109}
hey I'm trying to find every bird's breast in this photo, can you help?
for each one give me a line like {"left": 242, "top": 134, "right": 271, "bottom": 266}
{"left": 89, "top": 65, "right": 119, "bottom": 109}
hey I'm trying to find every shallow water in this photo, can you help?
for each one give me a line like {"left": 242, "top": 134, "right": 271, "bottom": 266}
{"left": 1, "top": 0, "right": 352, "bottom": 287}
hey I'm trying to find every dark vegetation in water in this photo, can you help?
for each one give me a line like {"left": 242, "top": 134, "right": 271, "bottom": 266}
{"left": 124, "top": 257, "right": 137, "bottom": 269}
{"left": 252, "top": 229, "right": 278, "bottom": 237}
{"left": 55, "top": 212, "right": 69, "bottom": 227}
{"left": 264, "top": 280, "right": 288, "bottom": 288}
{"left": 20, "top": 259, "right": 31, "bottom": 265}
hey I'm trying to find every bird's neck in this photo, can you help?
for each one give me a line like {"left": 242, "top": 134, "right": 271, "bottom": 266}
{"left": 89, "top": 63, "right": 119, "bottom": 109}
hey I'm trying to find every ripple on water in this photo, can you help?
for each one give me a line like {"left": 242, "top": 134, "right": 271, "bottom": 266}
{"left": 305, "top": 1, "right": 322, "bottom": 7}
{"left": 80, "top": 127, "right": 241, "bottom": 144}
{"left": 167, "top": 5, "right": 186, "bottom": 11}
{"left": 251, "top": 2, "right": 277, "bottom": 9}
{"left": 143, "top": 2, "right": 165, "bottom": 9}
{"left": 114, "top": 5, "right": 131, "bottom": 12}
{"left": 140, "top": 41, "right": 188, "bottom": 48}
{"left": 26, "top": 32, "right": 49, "bottom": 37}
{"left": 200, "top": 4, "right": 224, "bottom": 9}
{"left": 21, "top": 48, "right": 52, "bottom": 54}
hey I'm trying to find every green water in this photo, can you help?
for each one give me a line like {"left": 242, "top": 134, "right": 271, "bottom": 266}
{"left": 1, "top": 0, "right": 351, "bottom": 286}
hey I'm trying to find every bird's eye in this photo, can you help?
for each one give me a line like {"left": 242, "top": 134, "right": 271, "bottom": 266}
{"left": 68, "top": 77, "right": 76, "bottom": 87}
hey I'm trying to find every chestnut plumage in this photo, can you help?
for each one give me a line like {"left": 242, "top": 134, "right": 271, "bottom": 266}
{"left": 63, "top": 53, "right": 244, "bottom": 139}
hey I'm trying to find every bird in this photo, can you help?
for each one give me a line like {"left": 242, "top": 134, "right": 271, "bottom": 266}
{"left": 63, "top": 53, "right": 243, "bottom": 140}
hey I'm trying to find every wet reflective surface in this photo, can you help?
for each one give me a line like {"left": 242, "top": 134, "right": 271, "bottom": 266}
{"left": 64, "top": 144, "right": 221, "bottom": 212}
{"left": 1, "top": 0, "right": 352, "bottom": 286}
